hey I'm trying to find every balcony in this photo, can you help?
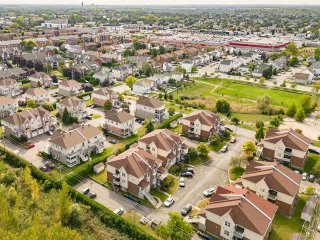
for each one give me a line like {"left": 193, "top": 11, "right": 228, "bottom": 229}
{"left": 233, "top": 225, "right": 244, "bottom": 239}
{"left": 113, "top": 178, "right": 120, "bottom": 185}
{"left": 268, "top": 189, "right": 277, "bottom": 202}
{"left": 188, "top": 128, "right": 194, "bottom": 133}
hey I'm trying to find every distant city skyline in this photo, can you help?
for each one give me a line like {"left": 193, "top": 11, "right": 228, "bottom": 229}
{"left": 0, "top": 0, "right": 320, "bottom": 5}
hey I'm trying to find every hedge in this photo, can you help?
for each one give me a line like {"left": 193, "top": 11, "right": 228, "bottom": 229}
{"left": 157, "top": 113, "right": 183, "bottom": 129}
{"left": 0, "top": 146, "right": 155, "bottom": 240}
{"left": 76, "top": 92, "right": 92, "bottom": 99}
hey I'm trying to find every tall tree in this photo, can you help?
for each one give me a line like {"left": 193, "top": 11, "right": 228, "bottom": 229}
{"left": 255, "top": 127, "right": 265, "bottom": 141}
{"left": 125, "top": 76, "right": 137, "bottom": 89}
{"left": 197, "top": 143, "right": 209, "bottom": 157}
{"left": 103, "top": 100, "right": 113, "bottom": 112}
{"left": 58, "top": 183, "right": 71, "bottom": 225}
{"left": 242, "top": 141, "right": 257, "bottom": 156}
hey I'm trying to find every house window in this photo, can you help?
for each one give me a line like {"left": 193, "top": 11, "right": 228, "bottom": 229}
{"left": 224, "top": 230, "right": 229, "bottom": 236}
{"left": 225, "top": 221, "right": 230, "bottom": 227}
{"left": 122, "top": 173, "right": 125, "bottom": 177}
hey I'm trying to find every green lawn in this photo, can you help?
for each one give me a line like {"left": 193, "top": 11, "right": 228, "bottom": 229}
{"left": 168, "top": 164, "right": 183, "bottom": 177}
{"left": 208, "top": 142, "right": 225, "bottom": 152}
{"left": 150, "top": 188, "right": 168, "bottom": 202}
{"left": 304, "top": 154, "right": 320, "bottom": 175}
{"left": 312, "top": 141, "right": 320, "bottom": 147}
{"left": 122, "top": 211, "right": 161, "bottom": 240}
{"left": 85, "top": 99, "right": 93, "bottom": 106}
{"left": 51, "top": 109, "right": 59, "bottom": 116}
{"left": 166, "top": 177, "right": 179, "bottom": 194}
{"left": 269, "top": 195, "right": 307, "bottom": 240}
{"left": 171, "top": 124, "right": 182, "bottom": 134}
{"left": 189, "top": 155, "right": 211, "bottom": 166}
{"left": 90, "top": 169, "right": 107, "bottom": 183}
{"left": 92, "top": 114, "right": 102, "bottom": 119}
{"left": 229, "top": 166, "right": 245, "bottom": 181}
{"left": 232, "top": 113, "right": 271, "bottom": 123}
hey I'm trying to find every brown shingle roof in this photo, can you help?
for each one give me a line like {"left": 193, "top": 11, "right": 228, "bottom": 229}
{"left": 59, "top": 96, "right": 84, "bottom": 107}
{"left": 183, "top": 110, "right": 220, "bottom": 127}
{"left": 0, "top": 96, "right": 16, "bottom": 105}
{"left": 105, "top": 110, "right": 134, "bottom": 123}
{"left": 204, "top": 185, "right": 278, "bottom": 236}
{"left": 0, "top": 78, "right": 17, "bottom": 86}
{"left": 25, "top": 87, "right": 49, "bottom": 96}
{"left": 136, "top": 96, "right": 165, "bottom": 108}
{"left": 60, "top": 80, "right": 82, "bottom": 87}
{"left": 92, "top": 87, "right": 116, "bottom": 97}
{"left": 3, "top": 107, "right": 50, "bottom": 125}
{"left": 241, "top": 161, "right": 302, "bottom": 197}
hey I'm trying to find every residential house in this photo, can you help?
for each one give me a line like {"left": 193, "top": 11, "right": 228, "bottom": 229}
{"left": 28, "top": 72, "right": 53, "bottom": 88}
{"left": 271, "top": 56, "right": 287, "bottom": 70}
{"left": 93, "top": 70, "right": 115, "bottom": 85}
{"left": 0, "top": 68, "right": 26, "bottom": 80}
{"left": 0, "top": 78, "right": 21, "bottom": 96}
{"left": 107, "top": 147, "right": 163, "bottom": 201}
{"left": 56, "top": 96, "right": 88, "bottom": 120}
{"left": 135, "top": 96, "right": 167, "bottom": 122}
{"left": 308, "top": 62, "right": 320, "bottom": 76}
{"left": 104, "top": 110, "right": 135, "bottom": 138}
{"left": 196, "top": 185, "right": 278, "bottom": 240}
{"left": 127, "top": 56, "right": 149, "bottom": 68}
{"left": 133, "top": 79, "right": 155, "bottom": 95}
{"left": 92, "top": 87, "right": 119, "bottom": 107}
{"left": 25, "top": 88, "right": 50, "bottom": 105}
{"left": 2, "top": 107, "right": 57, "bottom": 139}
{"left": 252, "top": 63, "right": 272, "bottom": 78}
{"left": 163, "top": 62, "right": 172, "bottom": 72}
{"left": 181, "top": 61, "right": 193, "bottom": 73}
{"left": 292, "top": 71, "right": 314, "bottom": 85}
{"left": 20, "top": 52, "right": 64, "bottom": 70}
{"left": 306, "top": 56, "right": 317, "bottom": 64}
{"left": 49, "top": 124, "right": 104, "bottom": 167}
{"left": 0, "top": 96, "right": 17, "bottom": 117}
{"left": 236, "top": 161, "right": 302, "bottom": 216}
{"left": 113, "top": 64, "right": 139, "bottom": 81}
{"left": 257, "top": 129, "right": 311, "bottom": 169}
{"left": 218, "top": 60, "right": 238, "bottom": 73}
{"left": 58, "top": 80, "right": 82, "bottom": 97}
{"left": 182, "top": 110, "right": 221, "bottom": 140}
{"left": 137, "top": 129, "right": 189, "bottom": 168}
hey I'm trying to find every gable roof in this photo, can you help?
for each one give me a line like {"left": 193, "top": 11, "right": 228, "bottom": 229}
{"left": 60, "top": 80, "right": 82, "bottom": 87}
{"left": 0, "top": 96, "right": 16, "bottom": 106}
{"left": 25, "top": 87, "right": 49, "bottom": 96}
{"left": 203, "top": 185, "right": 278, "bottom": 236}
{"left": 92, "top": 87, "right": 116, "bottom": 97}
{"left": 59, "top": 96, "right": 84, "bottom": 107}
{"left": 183, "top": 110, "right": 220, "bottom": 126}
{"left": 105, "top": 110, "right": 134, "bottom": 123}
{"left": 136, "top": 96, "right": 165, "bottom": 108}
{"left": 3, "top": 107, "right": 50, "bottom": 125}
{"left": 240, "top": 161, "right": 302, "bottom": 197}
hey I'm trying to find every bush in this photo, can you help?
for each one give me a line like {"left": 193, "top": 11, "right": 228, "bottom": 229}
{"left": 76, "top": 92, "right": 92, "bottom": 99}
{"left": 158, "top": 113, "right": 182, "bottom": 129}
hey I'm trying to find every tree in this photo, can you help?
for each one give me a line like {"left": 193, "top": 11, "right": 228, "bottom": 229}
{"left": 231, "top": 156, "right": 248, "bottom": 167}
{"left": 62, "top": 108, "right": 75, "bottom": 125}
{"left": 159, "top": 45, "right": 166, "bottom": 54}
{"left": 301, "top": 96, "right": 312, "bottom": 115}
{"left": 287, "top": 103, "right": 297, "bottom": 117}
{"left": 125, "top": 76, "right": 137, "bottom": 89}
{"left": 280, "top": 80, "right": 287, "bottom": 88}
{"left": 231, "top": 117, "right": 240, "bottom": 125}
{"left": 103, "top": 100, "right": 112, "bottom": 112}
{"left": 262, "top": 67, "right": 272, "bottom": 79}
{"left": 27, "top": 99, "right": 36, "bottom": 108}
{"left": 270, "top": 116, "right": 281, "bottom": 127}
{"left": 58, "top": 182, "right": 71, "bottom": 225}
{"left": 286, "top": 42, "right": 298, "bottom": 56}
{"left": 288, "top": 56, "right": 299, "bottom": 67}
{"left": 156, "top": 212, "right": 194, "bottom": 240}
{"left": 255, "top": 127, "right": 265, "bottom": 141}
{"left": 197, "top": 143, "right": 209, "bottom": 157}
{"left": 315, "top": 47, "right": 320, "bottom": 61}
{"left": 294, "top": 108, "right": 306, "bottom": 122}
{"left": 242, "top": 141, "right": 257, "bottom": 156}
{"left": 313, "top": 161, "right": 320, "bottom": 176}
{"left": 216, "top": 100, "right": 231, "bottom": 115}
{"left": 257, "top": 95, "right": 271, "bottom": 114}
{"left": 290, "top": 83, "right": 297, "bottom": 89}
{"left": 145, "top": 120, "right": 155, "bottom": 133}
{"left": 185, "top": 147, "right": 198, "bottom": 162}
{"left": 255, "top": 121, "right": 264, "bottom": 129}
{"left": 191, "top": 65, "right": 197, "bottom": 73}
{"left": 259, "top": 77, "right": 265, "bottom": 85}
{"left": 168, "top": 107, "right": 175, "bottom": 116}
{"left": 142, "top": 62, "right": 154, "bottom": 77}
{"left": 210, "top": 134, "right": 221, "bottom": 146}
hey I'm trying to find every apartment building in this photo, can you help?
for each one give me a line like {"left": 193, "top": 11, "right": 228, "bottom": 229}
{"left": 107, "top": 147, "right": 162, "bottom": 202}
{"left": 135, "top": 96, "right": 167, "bottom": 122}
{"left": 56, "top": 96, "right": 88, "bottom": 120}
{"left": 137, "top": 129, "right": 189, "bottom": 168}
{"left": 28, "top": 72, "right": 53, "bottom": 88}
{"left": 104, "top": 110, "right": 135, "bottom": 138}
{"left": 0, "top": 96, "right": 17, "bottom": 117}
{"left": 0, "top": 78, "right": 21, "bottom": 97}
{"left": 2, "top": 107, "right": 57, "bottom": 139}
{"left": 58, "top": 80, "right": 82, "bottom": 97}
{"left": 236, "top": 161, "right": 302, "bottom": 216}
{"left": 92, "top": 87, "right": 119, "bottom": 107}
{"left": 257, "top": 129, "right": 311, "bottom": 169}
{"left": 25, "top": 88, "right": 50, "bottom": 105}
{"left": 197, "top": 185, "right": 278, "bottom": 240}
{"left": 49, "top": 124, "right": 104, "bottom": 167}
{"left": 182, "top": 110, "right": 221, "bottom": 140}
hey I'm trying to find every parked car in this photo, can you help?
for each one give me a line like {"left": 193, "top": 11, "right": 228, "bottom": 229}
{"left": 109, "top": 139, "right": 117, "bottom": 144}
{"left": 220, "top": 145, "right": 228, "bottom": 153}
{"left": 180, "top": 171, "right": 193, "bottom": 178}
{"left": 88, "top": 192, "right": 97, "bottom": 199}
{"left": 40, "top": 165, "right": 49, "bottom": 172}
{"left": 203, "top": 187, "right": 215, "bottom": 197}
{"left": 26, "top": 143, "right": 35, "bottom": 149}
{"left": 47, "top": 131, "right": 53, "bottom": 136}
{"left": 114, "top": 208, "right": 124, "bottom": 215}
{"left": 302, "top": 172, "right": 308, "bottom": 181}
{"left": 308, "top": 175, "right": 315, "bottom": 182}
{"left": 82, "top": 188, "right": 90, "bottom": 195}
{"left": 309, "top": 149, "right": 320, "bottom": 155}
{"left": 181, "top": 204, "right": 192, "bottom": 216}
{"left": 179, "top": 177, "right": 186, "bottom": 187}
{"left": 294, "top": 170, "right": 300, "bottom": 174}
{"left": 164, "top": 196, "right": 174, "bottom": 207}
{"left": 85, "top": 116, "right": 92, "bottom": 120}
{"left": 139, "top": 217, "right": 149, "bottom": 225}
{"left": 229, "top": 137, "right": 236, "bottom": 143}
{"left": 44, "top": 161, "right": 55, "bottom": 170}
{"left": 182, "top": 167, "right": 194, "bottom": 174}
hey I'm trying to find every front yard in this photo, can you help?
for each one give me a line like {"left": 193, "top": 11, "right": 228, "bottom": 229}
{"left": 304, "top": 153, "right": 320, "bottom": 175}
{"left": 229, "top": 166, "right": 245, "bottom": 181}
{"left": 269, "top": 195, "right": 307, "bottom": 240}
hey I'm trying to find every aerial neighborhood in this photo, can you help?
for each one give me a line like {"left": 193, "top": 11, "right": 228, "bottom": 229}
{"left": 0, "top": 3, "right": 320, "bottom": 240}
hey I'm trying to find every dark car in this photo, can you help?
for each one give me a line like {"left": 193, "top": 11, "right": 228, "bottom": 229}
{"left": 181, "top": 204, "right": 192, "bottom": 216}
{"left": 308, "top": 175, "right": 315, "bottom": 182}
{"left": 85, "top": 116, "right": 92, "bottom": 120}
{"left": 182, "top": 168, "right": 194, "bottom": 174}
{"left": 309, "top": 149, "right": 320, "bottom": 155}
{"left": 44, "top": 161, "right": 55, "bottom": 170}
{"left": 88, "top": 192, "right": 97, "bottom": 199}
{"left": 40, "top": 165, "right": 49, "bottom": 172}
{"left": 180, "top": 171, "right": 193, "bottom": 178}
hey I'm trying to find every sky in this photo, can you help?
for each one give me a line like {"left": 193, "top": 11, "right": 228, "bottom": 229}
{"left": 0, "top": 0, "right": 319, "bottom": 5}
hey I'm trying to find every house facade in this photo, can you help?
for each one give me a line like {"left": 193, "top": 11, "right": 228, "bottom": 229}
{"left": 58, "top": 80, "right": 82, "bottom": 97}
{"left": 28, "top": 72, "right": 53, "bottom": 88}
{"left": 0, "top": 96, "right": 17, "bottom": 117}
{"left": 132, "top": 79, "right": 155, "bottom": 95}
{"left": 135, "top": 96, "right": 167, "bottom": 122}
{"left": 137, "top": 129, "right": 189, "bottom": 168}
{"left": 0, "top": 78, "right": 21, "bottom": 97}
{"left": 2, "top": 107, "right": 57, "bottom": 139}
{"left": 182, "top": 110, "right": 221, "bottom": 140}
{"left": 56, "top": 96, "right": 88, "bottom": 120}
{"left": 49, "top": 124, "right": 104, "bottom": 167}
{"left": 104, "top": 110, "right": 135, "bottom": 138}
{"left": 25, "top": 88, "right": 50, "bottom": 105}
{"left": 257, "top": 129, "right": 311, "bottom": 169}
{"left": 236, "top": 161, "right": 302, "bottom": 216}
{"left": 92, "top": 87, "right": 119, "bottom": 107}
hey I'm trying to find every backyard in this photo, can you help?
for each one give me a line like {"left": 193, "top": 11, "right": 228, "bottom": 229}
{"left": 229, "top": 166, "right": 245, "bottom": 181}
{"left": 303, "top": 154, "right": 320, "bottom": 175}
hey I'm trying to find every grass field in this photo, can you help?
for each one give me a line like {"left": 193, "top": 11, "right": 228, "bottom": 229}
{"left": 90, "top": 169, "right": 107, "bottom": 183}
{"left": 167, "top": 177, "right": 179, "bottom": 194}
{"left": 269, "top": 195, "right": 307, "bottom": 240}
{"left": 172, "top": 78, "right": 320, "bottom": 114}
{"left": 92, "top": 114, "right": 102, "bottom": 119}
{"left": 150, "top": 188, "right": 168, "bottom": 202}
{"left": 304, "top": 154, "right": 320, "bottom": 175}
{"left": 232, "top": 113, "right": 272, "bottom": 123}
{"left": 229, "top": 166, "right": 245, "bottom": 181}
